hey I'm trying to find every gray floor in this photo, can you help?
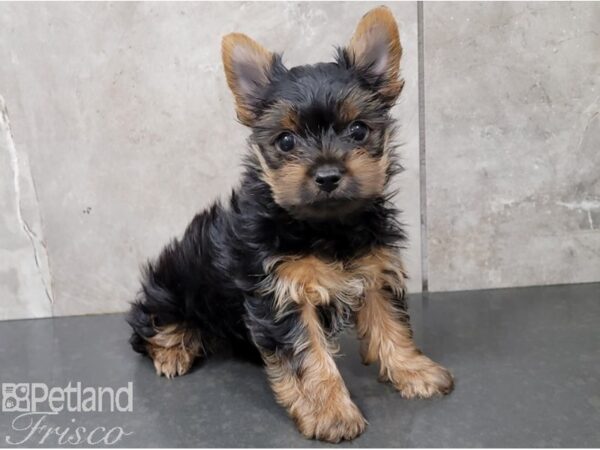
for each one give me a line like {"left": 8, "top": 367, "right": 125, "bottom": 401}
{"left": 0, "top": 283, "right": 599, "bottom": 447}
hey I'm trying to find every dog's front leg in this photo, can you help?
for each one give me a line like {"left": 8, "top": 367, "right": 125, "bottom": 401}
{"left": 357, "top": 287, "right": 454, "bottom": 398}
{"left": 261, "top": 301, "right": 365, "bottom": 443}
{"left": 354, "top": 248, "right": 454, "bottom": 399}
{"left": 357, "top": 282, "right": 453, "bottom": 398}
{"left": 247, "top": 255, "right": 366, "bottom": 442}
{"left": 247, "top": 270, "right": 366, "bottom": 442}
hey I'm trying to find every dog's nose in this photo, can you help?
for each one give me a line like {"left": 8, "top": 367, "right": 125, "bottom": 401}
{"left": 314, "top": 165, "right": 343, "bottom": 193}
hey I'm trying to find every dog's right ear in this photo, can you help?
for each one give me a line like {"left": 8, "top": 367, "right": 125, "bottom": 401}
{"left": 222, "top": 33, "right": 275, "bottom": 127}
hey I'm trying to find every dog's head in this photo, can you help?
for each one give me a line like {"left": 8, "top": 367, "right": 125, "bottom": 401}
{"left": 222, "top": 6, "right": 403, "bottom": 220}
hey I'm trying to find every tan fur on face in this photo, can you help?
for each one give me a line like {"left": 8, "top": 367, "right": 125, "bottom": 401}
{"left": 255, "top": 100, "right": 300, "bottom": 133}
{"left": 339, "top": 98, "right": 361, "bottom": 123}
{"left": 251, "top": 144, "right": 307, "bottom": 208}
{"left": 281, "top": 108, "right": 300, "bottom": 132}
{"left": 253, "top": 132, "right": 392, "bottom": 211}
{"left": 264, "top": 303, "right": 366, "bottom": 443}
{"left": 348, "top": 6, "right": 405, "bottom": 101}
{"left": 222, "top": 33, "right": 273, "bottom": 126}
{"left": 263, "top": 162, "right": 308, "bottom": 208}
{"left": 145, "top": 324, "right": 204, "bottom": 379}
{"left": 346, "top": 149, "right": 390, "bottom": 198}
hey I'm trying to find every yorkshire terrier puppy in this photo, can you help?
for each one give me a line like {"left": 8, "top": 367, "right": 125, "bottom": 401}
{"left": 127, "top": 6, "right": 453, "bottom": 442}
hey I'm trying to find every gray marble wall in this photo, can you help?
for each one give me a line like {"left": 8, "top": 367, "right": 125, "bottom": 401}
{"left": 424, "top": 2, "right": 600, "bottom": 291}
{"left": 0, "top": 2, "right": 598, "bottom": 320}
{"left": 0, "top": 2, "right": 420, "bottom": 319}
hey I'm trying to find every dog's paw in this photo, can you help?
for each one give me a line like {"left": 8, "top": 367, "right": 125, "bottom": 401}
{"left": 297, "top": 400, "right": 366, "bottom": 443}
{"left": 387, "top": 356, "right": 454, "bottom": 399}
{"left": 150, "top": 345, "right": 195, "bottom": 379}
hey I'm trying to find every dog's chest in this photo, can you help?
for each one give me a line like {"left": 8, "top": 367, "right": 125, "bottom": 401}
{"left": 259, "top": 249, "right": 406, "bottom": 310}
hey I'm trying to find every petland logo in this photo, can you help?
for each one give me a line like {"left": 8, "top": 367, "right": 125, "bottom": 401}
{"left": 1, "top": 382, "right": 134, "bottom": 445}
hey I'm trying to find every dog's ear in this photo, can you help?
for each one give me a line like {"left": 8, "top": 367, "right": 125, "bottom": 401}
{"left": 344, "top": 6, "right": 404, "bottom": 103}
{"left": 222, "top": 33, "right": 275, "bottom": 127}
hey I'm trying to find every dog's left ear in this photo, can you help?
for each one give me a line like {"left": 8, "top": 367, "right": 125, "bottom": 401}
{"left": 344, "top": 6, "right": 404, "bottom": 104}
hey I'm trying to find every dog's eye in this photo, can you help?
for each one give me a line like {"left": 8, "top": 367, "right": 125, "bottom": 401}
{"left": 348, "top": 121, "right": 369, "bottom": 142}
{"left": 276, "top": 132, "right": 296, "bottom": 152}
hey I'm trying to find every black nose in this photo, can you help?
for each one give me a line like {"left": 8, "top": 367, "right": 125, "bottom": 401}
{"left": 314, "top": 165, "right": 343, "bottom": 193}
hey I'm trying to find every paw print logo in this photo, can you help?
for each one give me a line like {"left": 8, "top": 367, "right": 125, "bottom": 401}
{"left": 2, "top": 383, "right": 30, "bottom": 412}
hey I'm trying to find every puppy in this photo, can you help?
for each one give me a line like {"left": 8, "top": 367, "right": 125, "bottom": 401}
{"left": 127, "top": 6, "right": 453, "bottom": 443}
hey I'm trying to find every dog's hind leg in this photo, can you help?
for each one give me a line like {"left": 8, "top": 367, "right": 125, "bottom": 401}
{"left": 128, "top": 300, "right": 204, "bottom": 378}
{"left": 126, "top": 204, "right": 244, "bottom": 377}
{"left": 146, "top": 324, "right": 203, "bottom": 378}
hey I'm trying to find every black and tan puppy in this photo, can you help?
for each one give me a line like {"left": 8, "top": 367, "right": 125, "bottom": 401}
{"left": 127, "top": 6, "right": 453, "bottom": 442}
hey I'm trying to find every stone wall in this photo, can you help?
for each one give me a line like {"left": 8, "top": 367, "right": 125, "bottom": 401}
{"left": 424, "top": 2, "right": 600, "bottom": 291}
{"left": 0, "top": 2, "right": 598, "bottom": 319}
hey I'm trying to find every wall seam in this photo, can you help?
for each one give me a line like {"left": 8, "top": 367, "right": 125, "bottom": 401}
{"left": 417, "top": 1, "right": 429, "bottom": 293}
